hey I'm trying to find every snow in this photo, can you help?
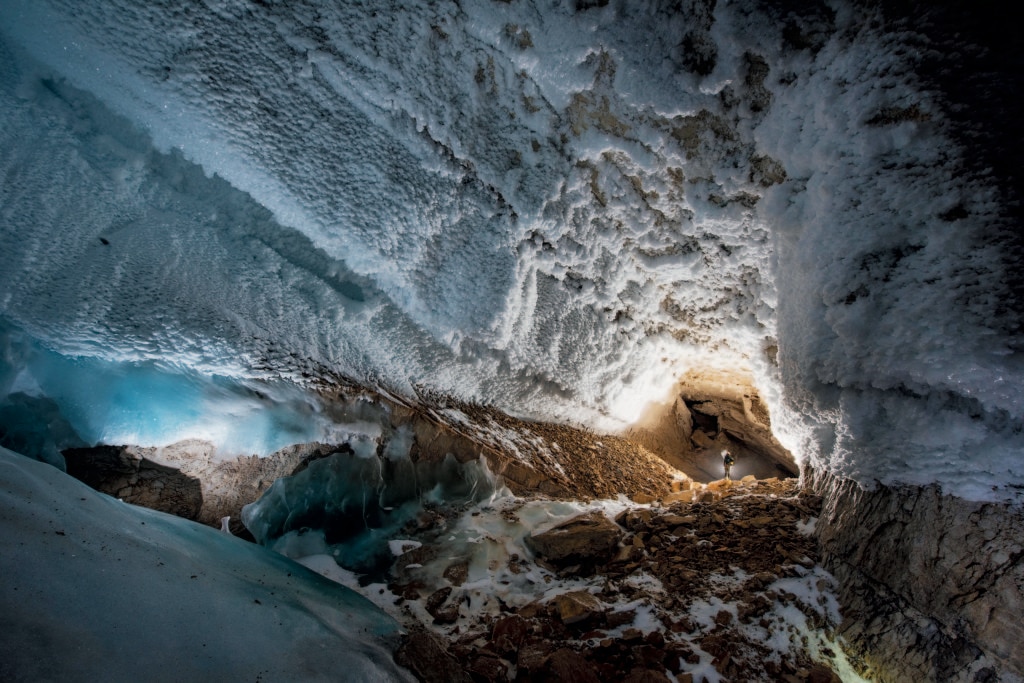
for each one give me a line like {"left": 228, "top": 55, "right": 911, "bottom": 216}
{"left": 0, "top": 446, "right": 412, "bottom": 682}
{"left": 0, "top": 1, "right": 1020, "bottom": 499}
{"left": 388, "top": 539, "right": 423, "bottom": 557}
{"left": 796, "top": 517, "right": 818, "bottom": 536}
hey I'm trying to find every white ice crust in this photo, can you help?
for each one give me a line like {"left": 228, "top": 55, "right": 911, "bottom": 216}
{"left": 0, "top": 0, "right": 1020, "bottom": 499}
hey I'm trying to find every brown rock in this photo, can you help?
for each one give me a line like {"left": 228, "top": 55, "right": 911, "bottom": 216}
{"left": 663, "top": 490, "right": 695, "bottom": 503}
{"left": 394, "top": 628, "right": 472, "bottom": 683}
{"left": 807, "top": 664, "right": 842, "bottom": 683}
{"left": 491, "top": 614, "right": 528, "bottom": 654}
{"left": 606, "top": 609, "right": 636, "bottom": 628}
{"left": 691, "top": 429, "right": 714, "bottom": 449}
{"left": 518, "top": 601, "right": 544, "bottom": 619}
{"left": 544, "top": 648, "right": 600, "bottom": 683}
{"left": 665, "top": 643, "right": 695, "bottom": 674}
{"left": 622, "top": 627, "right": 644, "bottom": 642}
{"left": 638, "top": 644, "right": 666, "bottom": 668}
{"left": 658, "top": 514, "right": 692, "bottom": 526}
{"left": 435, "top": 604, "right": 460, "bottom": 624}
{"left": 623, "top": 669, "right": 671, "bottom": 683}
{"left": 468, "top": 653, "right": 508, "bottom": 681}
{"left": 425, "top": 586, "right": 459, "bottom": 623}
{"left": 611, "top": 545, "right": 641, "bottom": 564}
{"left": 425, "top": 586, "right": 452, "bottom": 614}
{"left": 663, "top": 511, "right": 696, "bottom": 528}
{"left": 517, "top": 642, "right": 552, "bottom": 672}
{"left": 552, "top": 590, "right": 603, "bottom": 625}
{"left": 644, "top": 631, "right": 665, "bottom": 647}
{"left": 443, "top": 561, "right": 469, "bottom": 587}
{"left": 526, "top": 511, "right": 623, "bottom": 570}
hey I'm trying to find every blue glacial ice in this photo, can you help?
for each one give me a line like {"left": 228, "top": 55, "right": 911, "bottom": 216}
{"left": 243, "top": 446, "right": 496, "bottom": 578}
{"left": 0, "top": 446, "right": 414, "bottom": 682}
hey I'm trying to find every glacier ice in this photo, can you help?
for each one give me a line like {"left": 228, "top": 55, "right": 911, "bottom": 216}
{"left": 0, "top": 321, "right": 376, "bottom": 460}
{"left": 0, "top": 0, "right": 1021, "bottom": 499}
{"left": 243, "top": 446, "right": 496, "bottom": 577}
{"left": 0, "top": 446, "right": 413, "bottom": 681}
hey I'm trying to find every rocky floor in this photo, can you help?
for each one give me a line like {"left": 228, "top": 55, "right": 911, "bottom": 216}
{"left": 368, "top": 478, "right": 857, "bottom": 683}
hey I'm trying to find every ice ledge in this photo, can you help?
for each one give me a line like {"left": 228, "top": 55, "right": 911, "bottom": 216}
{"left": 0, "top": 446, "right": 413, "bottom": 682}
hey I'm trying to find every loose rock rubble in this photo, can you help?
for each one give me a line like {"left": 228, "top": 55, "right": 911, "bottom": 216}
{"left": 383, "top": 478, "right": 850, "bottom": 683}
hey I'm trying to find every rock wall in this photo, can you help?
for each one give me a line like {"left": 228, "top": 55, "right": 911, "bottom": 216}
{"left": 64, "top": 440, "right": 343, "bottom": 536}
{"left": 63, "top": 445, "right": 203, "bottom": 520}
{"left": 806, "top": 468, "right": 1024, "bottom": 682}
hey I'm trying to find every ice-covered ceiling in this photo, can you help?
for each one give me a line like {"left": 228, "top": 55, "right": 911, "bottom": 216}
{"left": 0, "top": 0, "right": 1021, "bottom": 499}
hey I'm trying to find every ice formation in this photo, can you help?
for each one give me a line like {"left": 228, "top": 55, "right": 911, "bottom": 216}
{"left": 243, "top": 446, "right": 496, "bottom": 575}
{"left": 0, "top": 446, "right": 413, "bottom": 681}
{"left": 0, "top": 0, "right": 1020, "bottom": 499}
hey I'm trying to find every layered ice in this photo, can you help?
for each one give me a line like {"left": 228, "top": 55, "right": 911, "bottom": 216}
{"left": 243, "top": 446, "right": 496, "bottom": 577}
{"left": 0, "top": 446, "right": 413, "bottom": 681}
{"left": 0, "top": 321, "right": 379, "bottom": 460}
{"left": 0, "top": 1, "right": 1020, "bottom": 498}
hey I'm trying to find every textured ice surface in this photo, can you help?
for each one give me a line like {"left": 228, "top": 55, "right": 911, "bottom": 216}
{"left": 0, "top": 321, "right": 368, "bottom": 459}
{"left": 0, "top": 1, "right": 1021, "bottom": 498}
{"left": 0, "top": 446, "right": 413, "bottom": 682}
{"left": 243, "top": 448, "right": 496, "bottom": 576}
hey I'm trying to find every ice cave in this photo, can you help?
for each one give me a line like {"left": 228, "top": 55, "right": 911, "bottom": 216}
{"left": 1, "top": 0, "right": 1021, "bottom": 681}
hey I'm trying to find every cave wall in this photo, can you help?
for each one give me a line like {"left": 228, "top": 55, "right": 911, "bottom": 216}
{"left": 627, "top": 369, "right": 797, "bottom": 482}
{"left": 807, "top": 467, "right": 1024, "bottom": 682}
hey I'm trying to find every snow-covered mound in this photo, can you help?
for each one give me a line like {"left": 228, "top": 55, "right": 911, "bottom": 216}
{"left": 0, "top": 0, "right": 1020, "bottom": 499}
{"left": 0, "top": 446, "right": 413, "bottom": 682}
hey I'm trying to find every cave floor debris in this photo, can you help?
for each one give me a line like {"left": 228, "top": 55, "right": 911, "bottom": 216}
{"left": 307, "top": 478, "right": 863, "bottom": 683}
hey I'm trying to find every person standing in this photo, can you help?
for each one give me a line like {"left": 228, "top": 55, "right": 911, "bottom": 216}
{"left": 722, "top": 449, "right": 735, "bottom": 481}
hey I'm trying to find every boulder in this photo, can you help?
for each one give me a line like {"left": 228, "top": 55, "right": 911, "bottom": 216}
{"left": 395, "top": 628, "right": 472, "bottom": 683}
{"left": 663, "top": 489, "right": 696, "bottom": 503}
{"left": 526, "top": 511, "right": 623, "bottom": 571}
{"left": 490, "top": 614, "right": 528, "bottom": 654}
{"left": 543, "top": 648, "right": 600, "bottom": 683}
{"left": 442, "top": 560, "right": 469, "bottom": 586}
{"left": 425, "top": 587, "right": 459, "bottom": 623}
{"left": 623, "top": 668, "right": 672, "bottom": 683}
{"left": 551, "top": 590, "right": 603, "bottom": 625}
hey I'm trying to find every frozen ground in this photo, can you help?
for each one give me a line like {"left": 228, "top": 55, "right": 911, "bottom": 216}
{"left": 254, "top": 467, "right": 866, "bottom": 681}
{"left": 0, "top": 0, "right": 1020, "bottom": 499}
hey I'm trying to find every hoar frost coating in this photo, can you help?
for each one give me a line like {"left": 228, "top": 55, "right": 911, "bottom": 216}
{"left": 0, "top": 0, "right": 1019, "bottom": 499}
